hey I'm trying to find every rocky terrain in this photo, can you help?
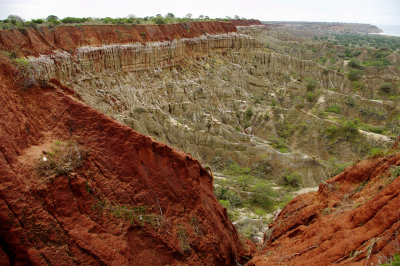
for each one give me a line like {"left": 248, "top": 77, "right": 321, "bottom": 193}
{"left": 6, "top": 21, "right": 397, "bottom": 189}
{"left": 0, "top": 18, "right": 399, "bottom": 265}
{"left": 249, "top": 147, "right": 400, "bottom": 265}
{"left": 263, "top": 22, "right": 382, "bottom": 36}
{"left": 0, "top": 21, "right": 259, "bottom": 265}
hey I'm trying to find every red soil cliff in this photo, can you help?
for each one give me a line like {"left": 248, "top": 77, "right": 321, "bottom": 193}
{"left": 0, "top": 20, "right": 262, "bottom": 57}
{"left": 249, "top": 152, "right": 400, "bottom": 265}
{"left": 0, "top": 51, "right": 251, "bottom": 264}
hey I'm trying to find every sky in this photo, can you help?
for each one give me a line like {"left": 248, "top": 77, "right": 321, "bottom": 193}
{"left": 0, "top": 0, "right": 399, "bottom": 26}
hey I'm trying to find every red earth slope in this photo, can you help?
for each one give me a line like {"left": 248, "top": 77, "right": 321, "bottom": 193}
{"left": 249, "top": 151, "right": 400, "bottom": 265}
{"left": 0, "top": 20, "right": 261, "bottom": 57}
{"left": 0, "top": 52, "right": 251, "bottom": 264}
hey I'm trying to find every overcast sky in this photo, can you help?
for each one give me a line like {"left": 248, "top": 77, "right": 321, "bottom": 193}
{"left": 0, "top": 0, "right": 399, "bottom": 26}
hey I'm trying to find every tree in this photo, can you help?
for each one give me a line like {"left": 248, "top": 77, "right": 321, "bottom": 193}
{"left": 46, "top": 15, "right": 59, "bottom": 22}
{"left": 234, "top": 15, "right": 240, "bottom": 20}
{"left": 7, "top": 15, "right": 23, "bottom": 25}
{"left": 198, "top": 15, "right": 204, "bottom": 20}
{"left": 185, "top": 13, "right": 193, "bottom": 19}
{"left": 166, "top": 13, "right": 175, "bottom": 19}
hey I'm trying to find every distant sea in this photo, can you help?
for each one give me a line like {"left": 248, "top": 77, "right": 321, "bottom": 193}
{"left": 377, "top": 25, "right": 400, "bottom": 37}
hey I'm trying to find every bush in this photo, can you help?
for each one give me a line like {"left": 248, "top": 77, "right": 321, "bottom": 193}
{"left": 12, "top": 57, "right": 44, "bottom": 89}
{"left": 154, "top": 17, "right": 166, "bottom": 25}
{"left": 368, "top": 147, "right": 384, "bottom": 158}
{"left": 224, "top": 163, "right": 251, "bottom": 176}
{"left": 348, "top": 60, "right": 362, "bottom": 69}
{"left": 218, "top": 199, "right": 231, "bottom": 209}
{"left": 283, "top": 172, "right": 301, "bottom": 187}
{"left": 382, "top": 254, "right": 400, "bottom": 266}
{"left": 352, "top": 81, "right": 365, "bottom": 91}
{"left": 31, "top": 19, "right": 45, "bottom": 24}
{"left": 249, "top": 182, "right": 275, "bottom": 210}
{"left": 46, "top": 15, "right": 59, "bottom": 22}
{"left": 348, "top": 69, "right": 363, "bottom": 81}
{"left": 237, "top": 175, "right": 251, "bottom": 189}
{"left": 269, "top": 137, "right": 289, "bottom": 153}
{"left": 215, "top": 187, "right": 243, "bottom": 207}
{"left": 37, "top": 140, "right": 86, "bottom": 179}
{"left": 342, "top": 120, "right": 359, "bottom": 139}
{"left": 380, "top": 82, "right": 394, "bottom": 94}
{"left": 305, "top": 78, "right": 318, "bottom": 91}
{"left": 344, "top": 96, "right": 355, "bottom": 107}
{"left": 326, "top": 104, "right": 341, "bottom": 114}
{"left": 306, "top": 91, "right": 316, "bottom": 102}
{"left": 250, "top": 160, "right": 272, "bottom": 178}
{"left": 244, "top": 108, "right": 253, "bottom": 120}
{"left": 391, "top": 167, "right": 400, "bottom": 180}
{"left": 326, "top": 125, "right": 338, "bottom": 138}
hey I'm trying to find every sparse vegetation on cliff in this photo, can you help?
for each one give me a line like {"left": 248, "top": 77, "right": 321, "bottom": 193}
{"left": 0, "top": 13, "right": 250, "bottom": 30}
{"left": 37, "top": 140, "right": 86, "bottom": 179}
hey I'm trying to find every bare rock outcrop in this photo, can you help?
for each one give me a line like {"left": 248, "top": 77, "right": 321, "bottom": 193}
{"left": 249, "top": 152, "right": 400, "bottom": 265}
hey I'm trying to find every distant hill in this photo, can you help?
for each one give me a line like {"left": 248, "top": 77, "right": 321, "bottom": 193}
{"left": 262, "top": 21, "right": 382, "bottom": 36}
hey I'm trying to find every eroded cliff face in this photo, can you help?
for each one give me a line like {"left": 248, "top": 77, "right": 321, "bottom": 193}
{"left": 4, "top": 22, "right": 393, "bottom": 188}
{"left": 0, "top": 21, "right": 251, "bottom": 56}
{"left": 27, "top": 33, "right": 257, "bottom": 82}
{"left": 249, "top": 151, "right": 400, "bottom": 265}
{"left": 0, "top": 25, "right": 254, "bottom": 264}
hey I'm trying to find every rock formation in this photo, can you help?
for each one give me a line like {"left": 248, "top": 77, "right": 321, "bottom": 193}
{"left": 0, "top": 22, "right": 260, "bottom": 265}
{"left": 249, "top": 152, "right": 400, "bottom": 265}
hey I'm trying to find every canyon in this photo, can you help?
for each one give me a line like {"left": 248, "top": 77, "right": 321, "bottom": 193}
{"left": 0, "top": 19, "right": 399, "bottom": 265}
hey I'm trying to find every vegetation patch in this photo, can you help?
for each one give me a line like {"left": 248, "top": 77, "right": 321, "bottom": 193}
{"left": 37, "top": 140, "right": 86, "bottom": 180}
{"left": 283, "top": 172, "right": 301, "bottom": 188}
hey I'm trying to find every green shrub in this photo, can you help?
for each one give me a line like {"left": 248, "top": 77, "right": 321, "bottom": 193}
{"left": 269, "top": 137, "right": 289, "bottom": 153}
{"left": 380, "top": 82, "right": 394, "bottom": 94}
{"left": 244, "top": 108, "right": 253, "bottom": 120}
{"left": 342, "top": 120, "right": 359, "bottom": 139}
{"left": 31, "top": 19, "right": 45, "bottom": 24}
{"left": 348, "top": 60, "right": 362, "bottom": 69}
{"left": 348, "top": 69, "right": 363, "bottom": 81}
{"left": 177, "top": 225, "right": 190, "bottom": 253}
{"left": 306, "top": 91, "right": 316, "bottom": 102}
{"left": 360, "top": 124, "right": 384, "bottom": 134}
{"left": 326, "top": 125, "right": 338, "bottom": 138}
{"left": 46, "top": 15, "right": 59, "bottom": 22}
{"left": 381, "top": 254, "right": 400, "bottom": 266}
{"left": 223, "top": 163, "right": 251, "bottom": 176}
{"left": 154, "top": 17, "right": 166, "bottom": 25}
{"left": 249, "top": 182, "right": 275, "bottom": 210}
{"left": 391, "top": 166, "right": 400, "bottom": 180}
{"left": 219, "top": 199, "right": 231, "bottom": 209}
{"left": 368, "top": 147, "right": 384, "bottom": 158}
{"left": 352, "top": 81, "right": 366, "bottom": 91}
{"left": 305, "top": 77, "right": 318, "bottom": 91}
{"left": 344, "top": 97, "right": 355, "bottom": 107}
{"left": 326, "top": 104, "right": 341, "bottom": 114}
{"left": 283, "top": 172, "right": 301, "bottom": 187}
{"left": 215, "top": 187, "right": 243, "bottom": 207}
{"left": 237, "top": 175, "right": 251, "bottom": 189}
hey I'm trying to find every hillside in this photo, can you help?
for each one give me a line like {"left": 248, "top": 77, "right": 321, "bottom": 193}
{"left": 249, "top": 148, "right": 400, "bottom": 265}
{"left": 0, "top": 21, "right": 256, "bottom": 265}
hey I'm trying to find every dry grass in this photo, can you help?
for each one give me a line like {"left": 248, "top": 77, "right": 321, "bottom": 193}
{"left": 37, "top": 140, "right": 86, "bottom": 180}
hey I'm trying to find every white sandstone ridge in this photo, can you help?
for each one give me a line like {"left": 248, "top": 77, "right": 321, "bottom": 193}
{"left": 236, "top": 25, "right": 267, "bottom": 35}
{"left": 27, "top": 33, "right": 258, "bottom": 82}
